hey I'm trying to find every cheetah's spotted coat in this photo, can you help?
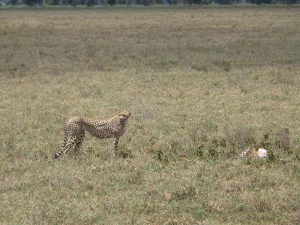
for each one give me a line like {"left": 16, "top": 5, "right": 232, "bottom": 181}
{"left": 54, "top": 111, "right": 131, "bottom": 159}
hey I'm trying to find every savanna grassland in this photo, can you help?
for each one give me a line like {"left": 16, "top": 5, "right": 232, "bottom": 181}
{"left": 0, "top": 6, "right": 300, "bottom": 225}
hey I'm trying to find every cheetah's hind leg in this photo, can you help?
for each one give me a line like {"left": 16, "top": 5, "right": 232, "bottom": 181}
{"left": 74, "top": 139, "right": 84, "bottom": 155}
{"left": 74, "top": 129, "right": 85, "bottom": 155}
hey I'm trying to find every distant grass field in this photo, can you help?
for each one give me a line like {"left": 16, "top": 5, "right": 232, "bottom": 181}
{"left": 1, "top": 6, "right": 300, "bottom": 224}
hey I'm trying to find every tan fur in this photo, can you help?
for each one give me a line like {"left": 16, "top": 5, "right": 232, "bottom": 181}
{"left": 54, "top": 111, "right": 131, "bottom": 159}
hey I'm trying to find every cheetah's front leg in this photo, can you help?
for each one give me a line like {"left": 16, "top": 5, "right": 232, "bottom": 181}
{"left": 113, "top": 137, "right": 119, "bottom": 153}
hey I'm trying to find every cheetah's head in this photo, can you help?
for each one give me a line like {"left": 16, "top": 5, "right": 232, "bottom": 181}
{"left": 118, "top": 111, "right": 131, "bottom": 123}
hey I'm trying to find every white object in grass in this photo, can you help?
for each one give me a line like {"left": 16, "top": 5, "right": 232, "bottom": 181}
{"left": 257, "top": 148, "right": 268, "bottom": 158}
{"left": 240, "top": 148, "right": 269, "bottom": 158}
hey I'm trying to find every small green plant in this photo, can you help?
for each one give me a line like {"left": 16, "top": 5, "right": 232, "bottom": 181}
{"left": 207, "top": 147, "right": 218, "bottom": 158}
{"left": 266, "top": 150, "right": 276, "bottom": 163}
{"left": 156, "top": 149, "right": 163, "bottom": 161}
{"left": 196, "top": 145, "right": 204, "bottom": 158}
{"left": 260, "top": 132, "right": 272, "bottom": 150}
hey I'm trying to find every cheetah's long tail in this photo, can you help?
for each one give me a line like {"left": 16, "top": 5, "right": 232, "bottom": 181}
{"left": 54, "top": 150, "right": 63, "bottom": 159}
{"left": 61, "top": 124, "right": 68, "bottom": 149}
{"left": 54, "top": 125, "right": 68, "bottom": 159}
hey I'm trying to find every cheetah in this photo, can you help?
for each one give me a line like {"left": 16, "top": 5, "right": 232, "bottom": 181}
{"left": 54, "top": 111, "right": 131, "bottom": 159}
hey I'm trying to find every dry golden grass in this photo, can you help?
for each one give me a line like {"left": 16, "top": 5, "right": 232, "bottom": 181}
{"left": 0, "top": 6, "right": 300, "bottom": 225}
